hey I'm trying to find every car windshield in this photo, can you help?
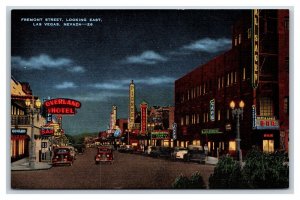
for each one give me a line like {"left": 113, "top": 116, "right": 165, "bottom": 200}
{"left": 54, "top": 148, "right": 70, "bottom": 153}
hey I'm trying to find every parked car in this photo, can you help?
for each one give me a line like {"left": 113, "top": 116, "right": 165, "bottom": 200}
{"left": 171, "top": 147, "right": 188, "bottom": 161}
{"left": 52, "top": 147, "right": 75, "bottom": 166}
{"left": 118, "top": 145, "right": 134, "bottom": 153}
{"left": 74, "top": 144, "right": 85, "bottom": 154}
{"left": 149, "top": 146, "right": 173, "bottom": 159}
{"left": 183, "top": 145, "right": 206, "bottom": 164}
{"left": 95, "top": 146, "right": 114, "bottom": 164}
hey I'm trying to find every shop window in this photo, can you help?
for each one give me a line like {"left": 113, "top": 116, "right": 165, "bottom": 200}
{"left": 260, "top": 97, "right": 274, "bottom": 116}
{"left": 229, "top": 141, "right": 236, "bottom": 151}
{"left": 263, "top": 140, "right": 274, "bottom": 153}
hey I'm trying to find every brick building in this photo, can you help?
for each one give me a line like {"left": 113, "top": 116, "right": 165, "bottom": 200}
{"left": 174, "top": 10, "right": 289, "bottom": 157}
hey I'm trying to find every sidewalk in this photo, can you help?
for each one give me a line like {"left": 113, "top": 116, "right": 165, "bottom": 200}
{"left": 11, "top": 158, "right": 52, "bottom": 171}
{"left": 205, "top": 156, "right": 218, "bottom": 165}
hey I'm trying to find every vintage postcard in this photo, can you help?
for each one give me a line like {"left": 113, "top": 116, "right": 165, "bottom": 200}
{"left": 10, "top": 9, "right": 289, "bottom": 190}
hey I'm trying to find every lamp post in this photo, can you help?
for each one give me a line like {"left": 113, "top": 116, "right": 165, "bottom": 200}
{"left": 25, "top": 97, "right": 41, "bottom": 169}
{"left": 230, "top": 100, "right": 245, "bottom": 166}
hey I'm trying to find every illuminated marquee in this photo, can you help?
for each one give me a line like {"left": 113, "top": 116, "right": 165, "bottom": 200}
{"left": 44, "top": 98, "right": 81, "bottom": 115}
{"left": 254, "top": 116, "right": 279, "bottom": 130}
{"left": 252, "top": 9, "right": 259, "bottom": 88}
{"left": 128, "top": 80, "right": 135, "bottom": 130}
{"left": 151, "top": 131, "right": 169, "bottom": 140}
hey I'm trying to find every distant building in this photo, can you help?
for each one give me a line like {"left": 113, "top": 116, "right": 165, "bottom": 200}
{"left": 128, "top": 80, "right": 135, "bottom": 131}
{"left": 175, "top": 10, "right": 289, "bottom": 156}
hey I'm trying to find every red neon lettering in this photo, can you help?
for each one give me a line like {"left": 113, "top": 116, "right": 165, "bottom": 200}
{"left": 260, "top": 120, "right": 265, "bottom": 126}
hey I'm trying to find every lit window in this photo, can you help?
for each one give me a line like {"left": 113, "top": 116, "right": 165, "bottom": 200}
{"left": 221, "top": 76, "right": 224, "bottom": 88}
{"left": 238, "top": 34, "right": 242, "bottom": 44}
{"left": 242, "top": 67, "right": 246, "bottom": 80}
{"left": 181, "top": 117, "right": 184, "bottom": 125}
{"left": 260, "top": 97, "right": 274, "bottom": 116}
{"left": 231, "top": 72, "right": 234, "bottom": 84}
{"left": 203, "top": 83, "right": 206, "bottom": 94}
{"left": 186, "top": 115, "right": 189, "bottom": 125}
{"left": 227, "top": 73, "right": 230, "bottom": 86}
{"left": 234, "top": 72, "right": 237, "bottom": 83}
{"left": 218, "top": 77, "right": 221, "bottom": 89}
{"left": 229, "top": 141, "right": 236, "bottom": 151}
{"left": 203, "top": 113, "right": 206, "bottom": 123}
{"left": 247, "top": 28, "right": 251, "bottom": 39}
{"left": 234, "top": 37, "right": 238, "bottom": 46}
{"left": 263, "top": 140, "right": 274, "bottom": 153}
{"left": 217, "top": 110, "right": 221, "bottom": 121}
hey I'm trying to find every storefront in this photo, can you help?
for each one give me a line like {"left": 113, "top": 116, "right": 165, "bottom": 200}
{"left": 11, "top": 128, "right": 29, "bottom": 162}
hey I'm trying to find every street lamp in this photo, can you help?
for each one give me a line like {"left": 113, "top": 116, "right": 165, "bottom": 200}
{"left": 230, "top": 100, "right": 244, "bottom": 166}
{"left": 25, "top": 97, "right": 41, "bottom": 168}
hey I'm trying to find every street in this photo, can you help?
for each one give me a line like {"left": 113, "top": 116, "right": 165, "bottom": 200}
{"left": 11, "top": 147, "right": 215, "bottom": 189}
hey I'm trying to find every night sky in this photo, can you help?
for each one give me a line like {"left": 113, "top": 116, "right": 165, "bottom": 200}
{"left": 11, "top": 9, "right": 245, "bottom": 135}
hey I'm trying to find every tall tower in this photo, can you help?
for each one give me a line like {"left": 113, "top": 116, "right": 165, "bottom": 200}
{"left": 110, "top": 105, "right": 117, "bottom": 130}
{"left": 128, "top": 80, "right": 135, "bottom": 131}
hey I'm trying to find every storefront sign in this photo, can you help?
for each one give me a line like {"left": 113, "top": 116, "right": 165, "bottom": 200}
{"left": 210, "top": 99, "right": 215, "bottom": 121}
{"left": 40, "top": 127, "right": 54, "bottom": 135}
{"left": 252, "top": 105, "right": 257, "bottom": 129}
{"left": 263, "top": 133, "right": 274, "bottom": 138}
{"left": 44, "top": 98, "right": 81, "bottom": 115}
{"left": 11, "top": 128, "right": 27, "bottom": 135}
{"left": 151, "top": 131, "right": 169, "bottom": 139}
{"left": 172, "top": 123, "right": 177, "bottom": 140}
{"left": 252, "top": 9, "right": 260, "bottom": 88}
{"left": 140, "top": 102, "right": 148, "bottom": 134}
{"left": 254, "top": 116, "right": 279, "bottom": 130}
{"left": 201, "top": 128, "right": 222, "bottom": 135}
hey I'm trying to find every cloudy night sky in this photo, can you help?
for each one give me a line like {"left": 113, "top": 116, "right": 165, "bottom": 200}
{"left": 11, "top": 9, "right": 245, "bottom": 135}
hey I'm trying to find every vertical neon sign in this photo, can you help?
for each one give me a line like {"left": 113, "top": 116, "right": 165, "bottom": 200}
{"left": 252, "top": 9, "right": 259, "bottom": 88}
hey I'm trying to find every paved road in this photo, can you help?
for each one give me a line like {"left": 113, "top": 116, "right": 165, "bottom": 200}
{"left": 11, "top": 148, "right": 215, "bottom": 189}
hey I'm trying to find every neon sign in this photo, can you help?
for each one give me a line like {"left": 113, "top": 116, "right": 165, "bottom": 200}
{"left": 252, "top": 9, "right": 259, "bottom": 88}
{"left": 44, "top": 98, "right": 81, "bottom": 115}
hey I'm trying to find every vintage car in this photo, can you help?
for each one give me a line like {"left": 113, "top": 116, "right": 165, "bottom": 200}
{"left": 95, "top": 146, "right": 114, "bottom": 164}
{"left": 183, "top": 145, "right": 206, "bottom": 164}
{"left": 52, "top": 147, "right": 75, "bottom": 166}
{"left": 170, "top": 147, "right": 188, "bottom": 161}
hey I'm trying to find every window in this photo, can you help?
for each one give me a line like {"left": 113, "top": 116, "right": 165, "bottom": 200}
{"left": 242, "top": 67, "right": 246, "bottom": 81}
{"left": 180, "top": 117, "right": 184, "bottom": 125}
{"left": 217, "top": 110, "right": 221, "bottom": 121}
{"left": 187, "top": 90, "right": 190, "bottom": 100}
{"left": 284, "top": 17, "right": 289, "bottom": 31}
{"left": 203, "top": 83, "right": 206, "bottom": 94}
{"left": 238, "top": 34, "right": 242, "bottom": 44}
{"left": 284, "top": 97, "right": 289, "bottom": 114}
{"left": 203, "top": 113, "right": 206, "bottom": 123}
{"left": 218, "top": 77, "right": 221, "bottom": 89}
{"left": 263, "top": 140, "right": 274, "bottom": 153}
{"left": 185, "top": 115, "right": 189, "bottom": 125}
{"left": 229, "top": 141, "right": 236, "bottom": 151}
{"left": 285, "top": 57, "right": 289, "bottom": 73}
{"left": 227, "top": 73, "right": 230, "bottom": 86}
{"left": 247, "top": 28, "right": 252, "bottom": 39}
{"left": 197, "top": 114, "right": 200, "bottom": 124}
{"left": 221, "top": 76, "right": 224, "bottom": 88}
{"left": 227, "top": 109, "right": 230, "bottom": 120}
{"left": 260, "top": 97, "right": 274, "bottom": 116}
{"left": 234, "top": 72, "right": 237, "bottom": 83}
{"left": 231, "top": 72, "right": 234, "bottom": 84}
{"left": 234, "top": 37, "right": 238, "bottom": 46}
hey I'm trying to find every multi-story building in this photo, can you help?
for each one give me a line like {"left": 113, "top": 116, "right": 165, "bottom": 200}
{"left": 11, "top": 77, "right": 45, "bottom": 162}
{"left": 174, "top": 10, "right": 289, "bottom": 157}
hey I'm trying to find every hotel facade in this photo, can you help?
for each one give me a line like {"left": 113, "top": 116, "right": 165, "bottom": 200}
{"left": 174, "top": 10, "right": 289, "bottom": 157}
